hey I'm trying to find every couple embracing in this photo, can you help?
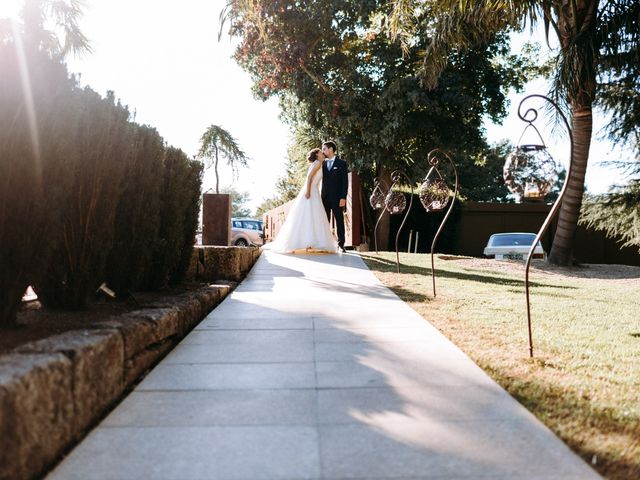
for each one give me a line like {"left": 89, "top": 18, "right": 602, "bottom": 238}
{"left": 264, "top": 141, "right": 348, "bottom": 254}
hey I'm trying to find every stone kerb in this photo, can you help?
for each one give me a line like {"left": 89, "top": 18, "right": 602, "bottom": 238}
{"left": 0, "top": 282, "right": 236, "bottom": 480}
{"left": 187, "top": 245, "right": 262, "bottom": 282}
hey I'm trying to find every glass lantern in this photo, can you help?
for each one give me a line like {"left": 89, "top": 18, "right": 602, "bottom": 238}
{"left": 419, "top": 178, "right": 450, "bottom": 212}
{"left": 504, "top": 125, "right": 558, "bottom": 202}
{"left": 384, "top": 191, "right": 407, "bottom": 215}
{"left": 369, "top": 182, "right": 386, "bottom": 210}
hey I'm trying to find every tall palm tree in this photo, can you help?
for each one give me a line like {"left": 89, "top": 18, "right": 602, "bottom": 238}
{"left": 197, "top": 124, "right": 249, "bottom": 194}
{"left": 389, "top": 0, "right": 638, "bottom": 265}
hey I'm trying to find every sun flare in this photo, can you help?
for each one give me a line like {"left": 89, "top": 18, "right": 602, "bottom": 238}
{"left": 0, "top": 1, "right": 22, "bottom": 21}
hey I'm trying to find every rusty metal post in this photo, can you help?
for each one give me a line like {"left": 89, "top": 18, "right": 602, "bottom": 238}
{"left": 386, "top": 170, "right": 414, "bottom": 273}
{"left": 369, "top": 178, "right": 389, "bottom": 254}
{"left": 518, "top": 95, "right": 574, "bottom": 358}
{"left": 422, "top": 149, "right": 458, "bottom": 297}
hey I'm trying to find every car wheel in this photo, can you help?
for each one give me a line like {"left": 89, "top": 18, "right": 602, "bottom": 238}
{"left": 235, "top": 238, "right": 249, "bottom": 247}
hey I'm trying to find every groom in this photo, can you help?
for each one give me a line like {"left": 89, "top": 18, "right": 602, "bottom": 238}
{"left": 321, "top": 141, "right": 349, "bottom": 252}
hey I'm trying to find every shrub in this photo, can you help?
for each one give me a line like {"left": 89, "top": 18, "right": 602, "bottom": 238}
{"left": 0, "top": 44, "right": 74, "bottom": 325}
{"left": 35, "top": 88, "right": 133, "bottom": 308}
{"left": 171, "top": 159, "right": 204, "bottom": 284}
{"left": 143, "top": 148, "right": 203, "bottom": 289}
{"left": 105, "top": 124, "right": 164, "bottom": 296}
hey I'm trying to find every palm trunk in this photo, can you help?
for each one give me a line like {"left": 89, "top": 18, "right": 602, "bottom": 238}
{"left": 548, "top": 103, "right": 593, "bottom": 265}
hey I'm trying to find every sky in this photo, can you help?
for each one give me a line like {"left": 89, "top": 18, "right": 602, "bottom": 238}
{"left": 3, "top": 0, "right": 632, "bottom": 212}
{"left": 66, "top": 0, "right": 293, "bottom": 213}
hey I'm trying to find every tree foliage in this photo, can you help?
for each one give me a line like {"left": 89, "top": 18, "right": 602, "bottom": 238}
{"left": 387, "top": 0, "right": 640, "bottom": 265}
{"left": 223, "top": 0, "right": 533, "bottom": 201}
{"left": 0, "top": 0, "right": 91, "bottom": 57}
{"left": 197, "top": 124, "right": 249, "bottom": 194}
{"left": 580, "top": 180, "right": 640, "bottom": 252}
{"left": 222, "top": 185, "right": 253, "bottom": 217}
{"left": 1, "top": 2, "right": 203, "bottom": 320}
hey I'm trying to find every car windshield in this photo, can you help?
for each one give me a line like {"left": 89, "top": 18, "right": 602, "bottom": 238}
{"left": 232, "top": 220, "right": 262, "bottom": 230}
{"left": 489, "top": 234, "right": 537, "bottom": 247}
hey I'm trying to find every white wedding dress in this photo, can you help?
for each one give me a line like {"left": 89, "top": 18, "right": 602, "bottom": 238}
{"left": 263, "top": 160, "right": 338, "bottom": 253}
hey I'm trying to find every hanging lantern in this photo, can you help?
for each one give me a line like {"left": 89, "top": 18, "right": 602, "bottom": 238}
{"left": 384, "top": 191, "right": 406, "bottom": 214}
{"left": 419, "top": 178, "right": 450, "bottom": 212}
{"left": 369, "top": 181, "right": 387, "bottom": 210}
{"left": 504, "top": 123, "right": 558, "bottom": 202}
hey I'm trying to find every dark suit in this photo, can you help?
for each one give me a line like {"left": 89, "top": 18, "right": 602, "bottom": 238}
{"left": 321, "top": 157, "right": 349, "bottom": 249}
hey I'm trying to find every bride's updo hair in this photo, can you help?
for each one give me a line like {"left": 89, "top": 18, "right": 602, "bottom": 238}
{"left": 307, "top": 148, "right": 321, "bottom": 163}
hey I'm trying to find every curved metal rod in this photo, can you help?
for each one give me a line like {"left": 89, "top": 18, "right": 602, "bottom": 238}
{"left": 374, "top": 209, "right": 387, "bottom": 254}
{"left": 388, "top": 170, "right": 414, "bottom": 273}
{"left": 519, "top": 94, "right": 573, "bottom": 358}
{"left": 426, "top": 149, "right": 458, "bottom": 297}
{"left": 371, "top": 178, "right": 390, "bottom": 254}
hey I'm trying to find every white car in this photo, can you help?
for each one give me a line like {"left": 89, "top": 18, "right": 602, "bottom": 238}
{"left": 231, "top": 218, "right": 264, "bottom": 247}
{"left": 483, "top": 232, "right": 545, "bottom": 260}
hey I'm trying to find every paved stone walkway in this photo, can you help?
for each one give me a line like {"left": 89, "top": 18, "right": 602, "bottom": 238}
{"left": 48, "top": 251, "right": 600, "bottom": 479}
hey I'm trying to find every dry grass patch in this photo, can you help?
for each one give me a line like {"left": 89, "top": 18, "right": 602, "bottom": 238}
{"left": 361, "top": 252, "right": 640, "bottom": 480}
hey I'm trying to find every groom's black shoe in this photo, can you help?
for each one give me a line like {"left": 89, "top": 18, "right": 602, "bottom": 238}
{"left": 339, "top": 245, "right": 346, "bottom": 253}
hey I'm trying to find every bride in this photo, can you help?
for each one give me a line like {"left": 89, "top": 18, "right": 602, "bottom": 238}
{"left": 263, "top": 148, "right": 338, "bottom": 254}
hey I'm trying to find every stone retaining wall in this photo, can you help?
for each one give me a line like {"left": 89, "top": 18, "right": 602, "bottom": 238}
{"left": 0, "top": 246, "right": 262, "bottom": 480}
{"left": 186, "top": 245, "right": 262, "bottom": 282}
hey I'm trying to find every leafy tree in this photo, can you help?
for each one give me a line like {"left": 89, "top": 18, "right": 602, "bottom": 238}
{"left": 458, "top": 141, "right": 514, "bottom": 203}
{"left": 223, "top": 0, "right": 532, "bottom": 196}
{"left": 221, "top": 185, "right": 252, "bottom": 217}
{"left": 223, "top": 0, "right": 538, "bottom": 249}
{"left": 388, "top": 0, "right": 640, "bottom": 265}
{"left": 197, "top": 124, "right": 249, "bottom": 194}
{"left": 580, "top": 180, "right": 640, "bottom": 252}
{"left": 255, "top": 196, "right": 283, "bottom": 219}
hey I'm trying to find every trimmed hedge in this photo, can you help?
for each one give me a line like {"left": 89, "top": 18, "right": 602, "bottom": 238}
{"left": 143, "top": 147, "right": 203, "bottom": 290}
{"left": 0, "top": 42, "right": 203, "bottom": 324}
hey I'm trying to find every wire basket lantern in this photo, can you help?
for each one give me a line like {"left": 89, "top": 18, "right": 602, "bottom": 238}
{"left": 421, "top": 149, "right": 458, "bottom": 297}
{"left": 369, "top": 179, "right": 387, "bottom": 210}
{"left": 369, "top": 178, "right": 389, "bottom": 254}
{"left": 419, "top": 177, "right": 450, "bottom": 212}
{"left": 385, "top": 170, "right": 413, "bottom": 273}
{"left": 504, "top": 114, "right": 559, "bottom": 202}
{"left": 385, "top": 190, "right": 407, "bottom": 215}
{"left": 511, "top": 94, "right": 574, "bottom": 358}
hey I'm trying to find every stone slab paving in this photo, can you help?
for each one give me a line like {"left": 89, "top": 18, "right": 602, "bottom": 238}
{"left": 47, "top": 251, "right": 601, "bottom": 480}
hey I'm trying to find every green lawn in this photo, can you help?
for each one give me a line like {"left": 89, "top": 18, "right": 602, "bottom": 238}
{"left": 361, "top": 252, "right": 640, "bottom": 480}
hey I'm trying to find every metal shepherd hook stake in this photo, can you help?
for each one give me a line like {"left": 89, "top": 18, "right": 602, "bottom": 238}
{"left": 385, "top": 170, "right": 413, "bottom": 273}
{"left": 421, "top": 149, "right": 458, "bottom": 297}
{"left": 518, "top": 94, "right": 574, "bottom": 358}
{"left": 369, "top": 178, "right": 390, "bottom": 254}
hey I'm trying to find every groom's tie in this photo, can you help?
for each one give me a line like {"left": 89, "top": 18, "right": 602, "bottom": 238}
{"left": 326, "top": 160, "right": 333, "bottom": 171}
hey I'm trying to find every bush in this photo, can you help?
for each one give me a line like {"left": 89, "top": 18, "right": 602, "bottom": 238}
{"left": 1, "top": 43, "right": 203, "bottom": 319}
{"left": 105, "top": 125, "right": 164, "bottom": 296}
{"left": 171, "top": 159, "right": 204, "bottom": 285}
{"left": 0, "top": 44, "right": 74, "bottom": 325}
{"left": 143, "top": 148, "right": 203, "bottom": 289}
{"left": 35, "top": 88, "right": 133, "bottom": 308}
